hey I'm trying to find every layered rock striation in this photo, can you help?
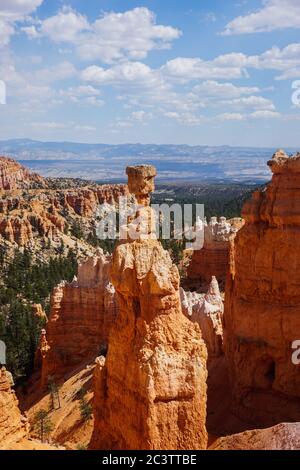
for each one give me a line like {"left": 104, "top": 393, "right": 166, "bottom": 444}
{"left": 0, "top": 367, "right": 29, "bottom": 448}
{"left": 180, "top": 276, "right": 224, "bottom": 361}
{"left": 0, "top": 156, "right": 128, "bottom": 249}
{"left": 0, "top": 156, "right": 45, "bottom": 190}
{"left": 91, "top": 165, "right": 208, "bottom": 450}
{"left": 39, "top": 250, "right": 118, "bottom": 387}
{"left": 211, "top": 422, "right": 300, "bottom": 450}
{"left": 224, "top": 150, "right": 300, "bottom": 425}
{"left": 187, "top": 217, "right": 243, "bottom": 289}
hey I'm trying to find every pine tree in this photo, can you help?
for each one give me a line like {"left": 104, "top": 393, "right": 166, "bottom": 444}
{"left": 33, "top": 409, "right": 54, "bottom": 442}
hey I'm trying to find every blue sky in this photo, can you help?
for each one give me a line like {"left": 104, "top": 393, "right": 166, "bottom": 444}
{"left": 0, "top": 0, "right": 300, "bottom": 146}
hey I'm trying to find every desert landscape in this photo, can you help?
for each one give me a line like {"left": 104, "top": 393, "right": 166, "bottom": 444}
{"left": 1, "top": 0, "right": 300, "bottom": 457}
{"left": 1, "top": 150, "right": 300, "bottom": 451}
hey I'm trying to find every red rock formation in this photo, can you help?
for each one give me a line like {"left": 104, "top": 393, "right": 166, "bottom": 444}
{"left": 65, "top": 186, "right": 127, "bottom": 217}
{"left": 0, "top": 156, "right": 128, "bottom": 248}
{"left": 211, "top": 422, "right": 300, "bottom": 450}
{"left": 39, "top": 250, "right": 118, "bottom": 388}
{"left": 187, "top": 217, "right": 243, "bottom": 289}
{"left": 0, "top": 367, "right": 29, "bottom": 448}
{"left": 180, "top": 276, "right": 224, "bottom": 361}
{"left": 224, "top": 149, "right": 300, "bottom": 426}
{"left": 90, "top": 165, "right": 208, "bottom": 450}
{"left": 0, "top": 156, "right": 45, "bottom": 190}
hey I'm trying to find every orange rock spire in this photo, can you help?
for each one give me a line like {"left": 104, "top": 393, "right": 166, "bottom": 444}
{"left": 90, "top": 165, "right": 208, "bottom": 450}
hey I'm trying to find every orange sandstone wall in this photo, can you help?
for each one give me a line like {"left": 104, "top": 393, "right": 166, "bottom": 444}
{"left": 224, "top": 150, "right": 300, "bottom": 426}
{"left": 0, "top": 368, "right": 28, "bottom": 448}
{"left": 39, "top": 251, "right": 118, "bottom": 387}
{"left": 187, "top": 217, "right": 242, "bottom": 289}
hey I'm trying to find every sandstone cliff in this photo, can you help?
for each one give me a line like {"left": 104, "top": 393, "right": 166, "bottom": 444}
{"left": 0, "top": 367, "right": 29, "bottom": 449}
{"left": 0, "top": 156, "right": 45, "bottom": 190}
{"left": 39, "top": 250, "right": 118, "bottom": 388}
{"left": 180, "top": 277, "right": 224, "bottom": 361}
{"left": 211, "top": 422, "right": 300, "bottom": 450}
{"left": 187, "top": 217, "right": 243, "bottom": 290}
{"left": 0, "top": 156, "right": 128, "bottom": 256}
{"left": 90, "top": 165, "right": 208, "bottom": 450}
{"left": 224, "top": 149, "right": 300, "bottom": 425}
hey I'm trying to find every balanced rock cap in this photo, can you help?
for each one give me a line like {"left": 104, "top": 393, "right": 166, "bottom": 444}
{"left": 126, "top": 165, "right": 157, "bottom": 177}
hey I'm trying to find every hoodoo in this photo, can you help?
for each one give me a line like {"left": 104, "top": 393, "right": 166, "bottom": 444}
{"left": 90, "top": 165, "right": 208, "bottom": 450}
{"left": 187, "top": 217, "right": 243, "bottom": 290}
{"left": 39, "top": 250, "right": 118, "bottom": 388}
{"left": 0, "top": 367, "right": 29, "bottom": 449}
{"left": 224, "top": 149, "right": 300, "bottom": 425}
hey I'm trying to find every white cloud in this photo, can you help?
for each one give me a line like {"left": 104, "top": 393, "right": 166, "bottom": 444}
{"left": 250, "top": 110, "right": 281, "bottom": 119}
{"left": 0, "top": 0, "right": 43, "bottom": 46}
{"left": 40, "top": 6, "right": 89, "bottom": 42}
{"left": 74, "top": 125, "right": 96, "bottom": 132}
{"left": 191, "top": 80, "right": 260, "bottom": 98}
{"left": 21, "top": 25, "right": 40, "bottom": 38}
{"left": 0, "top": 18, "right": 14, "bottom": 46}
{"left": 164, "top": 111, "right": 204, "bottom": 125}
{"left": 216, "top": 110, "right": 281, "bottom": 121}
{"left": 160, "top": 43, "right": 300, "bottom": 82}
{"left": 220, "top": 96, "right": 275, "bottom": 111}
{"left": 37, "top": 7, "right": 181, "bottom": 63}
{"left": 59, "top": 85, "right": 104, "bottom": 107}
{"left": 131, "top": 110, "right": 151, "bottom": 122}
{"left": 223, "top": 0, "right": 300, "bottom": 35}
{"left": 81, "top": 62, "right": 160, "bottom": 87}
{"left": 32, "top": 61, "right": 77, "bottom": 83}
{"left": 0, "top": 0, "right": 43, "bottom": 17}
{"left": 217, "top": 113, "right": 245, "bottom": 121}
{"left": 29, "top": 121, "right": 97, "bottom": 132}
{"left": 161, "top": 57, "right": 246, "bottom": 81}
{"left": 30, "top": 121, "right": 68, "bottom": 129}
{"left": 61, "top": 85, "right": 101, "bottom": 98}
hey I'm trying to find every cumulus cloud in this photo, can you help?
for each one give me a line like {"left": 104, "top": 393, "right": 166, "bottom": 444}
{"left": 60, "top": 85, "right": 104, "bottom": 107}
{"left": 40, "top": 6, "right": 89, "bottom": 42}
{"left": 191, "top": 81, "right": 261, "bottom": 98}
{"left": 31, "top": 61, "right": 77, "bottom": 83}
{"left": 0, "top": 0, "right": 43, "bottom": 17}
{"left": 160, "top": 44, "right": 300, "bottom": 82}
{"left": 36, "top": 7, "right": 181, "bottom": 63}
{"left": 216, "top": 110, "right": 281, "bottom": 121}
{"left": 161, "top": 57, "right": 246, "bottom": 81}
{"left": 81, "top": 62, "right": 160, "bottom": 87}
{"left": 223, "top": 0, "right": 300, "bottom": 35}
{"left": 0, "top": 18, "right": 14, "bottom": 46}
{"left": 0, "top": 0, "right": 43, "bottom": 46}
{"left": 220, "top": 96, "right": 275, "bottom": 111}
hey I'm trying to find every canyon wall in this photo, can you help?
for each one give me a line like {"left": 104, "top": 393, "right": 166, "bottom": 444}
{"left": 0, "top": 155, "right": 128, "bottom": 248}
{"left": 91, "top": 165, "right": 208, "bottom": 450}
{"left": 180, "top": 276, "right": 224, "bottom": 361}
{"left": 187, "top": 217, "right": 243, "bottom": 289}
{"left": 0, "top": 367, "right": 29, "bottom": 449}
{"left": 0, "top": 187, "right": 127, "bottom": 247}
{"left": 211, "top": 422, "right": 300, "bottom": 450}
{"left": 0, "top": 156, "right": 45, "bottom": 190}
{"left": 224, "top": 150, "right": 300, "bottom": 425}
{"left": 39, "top": 250, "right": 118, "bottom": 387}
